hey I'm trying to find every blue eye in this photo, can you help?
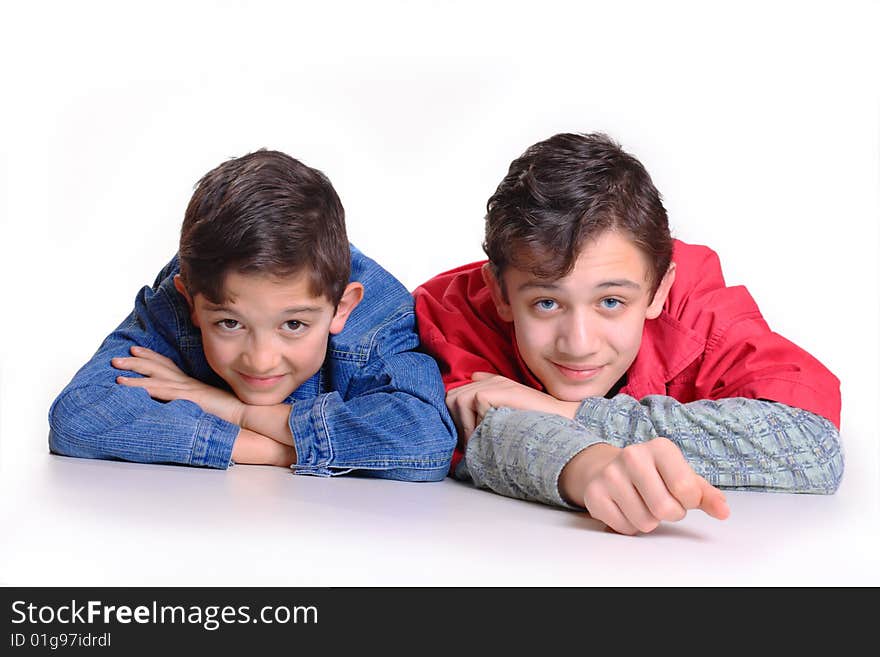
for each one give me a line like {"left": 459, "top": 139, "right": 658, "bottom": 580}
{"left": 601, "top": 298, "right": 622, "bottom": 310}
{"left": 535, "top": 299, "right": 558, "bottom": 312}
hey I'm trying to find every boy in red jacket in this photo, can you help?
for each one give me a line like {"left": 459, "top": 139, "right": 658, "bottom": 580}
{"left": 414, "top": 132, "right": 843, "bottom": 535}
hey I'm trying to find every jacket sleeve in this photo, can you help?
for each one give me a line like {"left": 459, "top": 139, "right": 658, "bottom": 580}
{"left": 48, "top": 272, "right": 239, "bottom": 469}
{"left": 413, "top": 266, "right": 519, "bottom": 473}
{"left": 668, "top": 246, "right": 841, "bottom": 428}
{"left": 287, "top": 307, "right": 457, "bottom": 482}
{"left": 460, "top": 396, "right": 844, "bottom": 508}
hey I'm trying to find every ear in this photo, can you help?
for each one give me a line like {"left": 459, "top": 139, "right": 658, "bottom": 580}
{"left": 329, "top": 282, "right": 365, "bottom": 335}
{"left": 645, "top": 262, "right": 676, "bottom": 320}
{"left": 173, "top": 274, "right": 200, "bottom": 327}
{"left": 481, "top": 263, "right": 514, "bottom": 322}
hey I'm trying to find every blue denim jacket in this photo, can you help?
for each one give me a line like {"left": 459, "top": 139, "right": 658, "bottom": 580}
{"left": 49, "top": 245, "right": 457, "bottom": 481}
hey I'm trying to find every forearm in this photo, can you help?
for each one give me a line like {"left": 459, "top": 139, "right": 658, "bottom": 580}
{"left": 232, "top": 428, "right": 296, "bottom": 466}
{"left": 573, "top": 395, "right": 844, "bottom": 493}
{"left": 461, "top": 395, "right": 844, "bottom": 509}
{"left": 240, "top": 404, "right": 295, "bottom": 447}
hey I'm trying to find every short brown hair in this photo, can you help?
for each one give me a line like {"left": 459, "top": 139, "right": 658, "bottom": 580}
{"left": 483, "top": 133, "right": 672, "bottom": 295}
{"left": 179, "top": 149, "right": 349, "bottom": 305}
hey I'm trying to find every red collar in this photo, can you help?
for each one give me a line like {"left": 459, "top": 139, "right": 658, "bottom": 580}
{"left": 623, "top": 311, "right": 706, "bottom": 398}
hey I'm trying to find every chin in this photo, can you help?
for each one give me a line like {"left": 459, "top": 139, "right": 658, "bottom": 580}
{"left": 547, "top": 381, "right": 612, "bottom": 403}
{"left": 550, "top": 390, "right": 590, "bottom": 403}
{"left": 235, "top": 390, "right": 291, "bottom": 406}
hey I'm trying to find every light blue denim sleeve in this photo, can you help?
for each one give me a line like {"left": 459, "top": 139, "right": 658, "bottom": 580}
{"left": 288, "top": 306, "right": 457, "bottom": 482}
{"left": 48, "top": 277, "right": 238, "bottom": 469}
{"left": 458, "top": 396, "right": 844, "bottom": 508}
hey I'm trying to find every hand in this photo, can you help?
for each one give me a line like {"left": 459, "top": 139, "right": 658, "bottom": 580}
{"left": 446, "top": 372, "right": 581, "bottom": 443}
{"left": 113, "top": 346, "right": 245, "bottom": 425}
{"left": 559, "top": 437, "right": 730, "bottom": 535}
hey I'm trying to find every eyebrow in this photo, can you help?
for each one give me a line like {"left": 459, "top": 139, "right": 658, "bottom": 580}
{"left": 517, "top": 279, "right": 642, "bottom": 293}
{"left": 594, "top": 279, "right": 642, "bottom": 290}
{"left": 203, "top": 304, "right": 325, "bottom": 314}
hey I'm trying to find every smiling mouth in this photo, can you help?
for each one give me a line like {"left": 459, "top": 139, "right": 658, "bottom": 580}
{"left": 552, "top": 362, "right": 603, "bottom": 381}
{"left": 237, "top": 372, "right": 286, "bottom": 388}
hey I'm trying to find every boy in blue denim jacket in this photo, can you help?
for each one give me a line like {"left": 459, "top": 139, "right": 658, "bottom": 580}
{"left": 49, "top": 150, "right": 456, "bottom": 480}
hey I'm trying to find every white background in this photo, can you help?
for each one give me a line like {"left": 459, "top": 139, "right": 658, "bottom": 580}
{"left": 1, "top": 1, "right": 878, "bottom": 584}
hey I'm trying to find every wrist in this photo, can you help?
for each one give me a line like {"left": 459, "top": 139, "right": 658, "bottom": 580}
{"left": 232, "top": 400, "right": 249, "bottom": 428}
{"left": 558, "top": 443, "right": 620, "bottom": 507}
{"left": 238, "top": 403, "right": 294, "bottom": 446}
{"left": 553, "top": 399, "right": 582, "bottom": 420}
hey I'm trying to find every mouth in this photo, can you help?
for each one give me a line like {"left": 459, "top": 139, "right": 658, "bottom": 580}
{"left": 237, "top": 372, "right": 287, "bottom": 388}
{"left": 551, "top": 362, "right": 604, "bottom": 381}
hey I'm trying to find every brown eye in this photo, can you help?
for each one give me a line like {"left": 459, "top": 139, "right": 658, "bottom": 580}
{"left": 217, "top": 319, "right": 241, "bottom": 330}
{"left": 284, "top": 320, "right": 305, "bottom": 332}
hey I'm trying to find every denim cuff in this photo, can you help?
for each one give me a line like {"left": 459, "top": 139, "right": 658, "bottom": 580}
{"left": 287, "top": 397, "right": 334, "bottom": 476}
{"left": 190, "top": 413, "right": 238, "bottom": 469}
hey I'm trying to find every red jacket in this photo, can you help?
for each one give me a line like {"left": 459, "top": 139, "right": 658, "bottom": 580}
{"left": 414, "top": 240, "right": 841, "bottom": 472}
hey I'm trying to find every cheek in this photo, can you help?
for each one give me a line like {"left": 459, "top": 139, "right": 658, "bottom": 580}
{"left": 284, "top": 332, "right": 331, "bottom": 368}
{"left": 608, "top": 318, "right": 645, "bottom": 356}
{"left": 200, "top": 333, "right": 237, "bottom": 369}
{"left": 513, "top": 316, "right": 549, "bottom": 353}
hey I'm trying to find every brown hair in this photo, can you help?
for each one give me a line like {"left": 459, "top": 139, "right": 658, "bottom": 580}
{"left": 483, "top": 132, "right": 672, "bottom": 295}
{"left": 179, "top": 149, "right": 349, "bottom": 305}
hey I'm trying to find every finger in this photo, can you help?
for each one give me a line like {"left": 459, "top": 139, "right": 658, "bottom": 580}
{"left": 450, "top": 408, "right": 469, "bottom": 444}
{"left": 113, "top": 353, "right": 185, "bottom": 381}
{"left": 444, "top": 383, "right": 474, "bottom": 406}
{"left": 585, "top": 496, "right": 639, "bottom": 536}
{"left": 446, "top": 382, "right": 491, "bottom": 443}
{"left": 446, "top": 390, "right": 477, "bottom": 445}
{"left": 696, "top": 477, "right": 730, "bottom": 520}
{"left": 472, "top": 393, "right": 493, "bottom": 425}
{"left": 605, "top": 471, "right": 661, "bottom": 534}
{"left": 451, "top": 411, "right": 475, "bottom": 446}
{"left": 111, "top": 357, "right": 153, "bottom": 374}
{"left": 130, "top": 346, "right": 179, "bottom": 368}
{"left": 111, "top": 357, "right": 170, "bottom": 379}
{"left": 471, "top": 371, "right": 496, "bottom": 382}
{"left": 623, "top": 449, "right": 687, "bottom": 523}
{"left": 460, "top": 403, "right": 477, "bottom": 442}
{"left": 653, "top": 444, "right": 705, "bottom": 510}
{"left": 116, "top": 375, "right": 153, "bottom": 394}
{"left": 116, "top": 375, "right": 177, "bottom": 402}
{"left": 116, "top": 374, "right": 145, "bottom": 385}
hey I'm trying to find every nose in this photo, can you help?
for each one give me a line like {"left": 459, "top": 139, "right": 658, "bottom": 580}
{"left": 242, "top": 332, "right": 281, "bottom": 374}
{"left": 556, "top": 308, "right": 601, "bottom": 358}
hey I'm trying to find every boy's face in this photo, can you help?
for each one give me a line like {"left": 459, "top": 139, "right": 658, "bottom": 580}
{"left": 175, "top": 271, "right": 362, "bottom": 406}
{"left": 485, "top": 230, "right": 675, "bottom": 402}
